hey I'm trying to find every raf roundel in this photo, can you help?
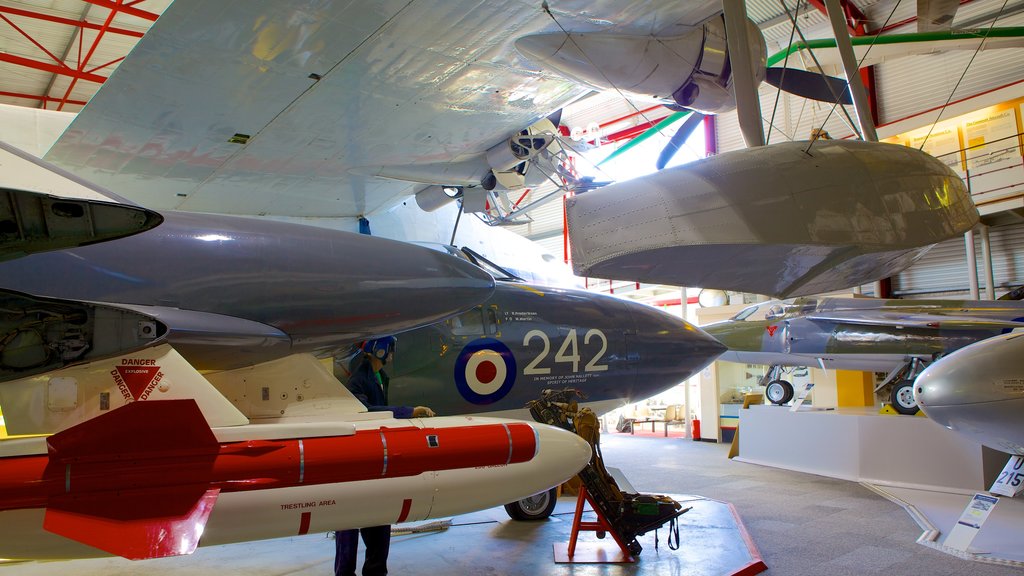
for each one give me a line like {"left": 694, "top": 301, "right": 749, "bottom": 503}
{"left": 454, "top": 338, "right": 517, "bottom": 405}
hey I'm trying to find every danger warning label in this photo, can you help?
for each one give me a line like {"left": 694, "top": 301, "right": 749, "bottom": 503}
{"left": 111, "top": 358, "right": 163, "bottom": 402}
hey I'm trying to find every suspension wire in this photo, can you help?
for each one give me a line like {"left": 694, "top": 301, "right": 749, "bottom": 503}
{"left": 801, "top": 0, "right": 903, "bottom": 154}
{"left": 919, "top": 0, "right": 1011, "bottom": 151}
{"left": 778, "top": 5, "right": 863, "bottom": 152}
{"left": 541, "top": 2, "right": 701, "bottom": 159}
{"left": 767, "top": 0, "right": 803, "bottom": 145}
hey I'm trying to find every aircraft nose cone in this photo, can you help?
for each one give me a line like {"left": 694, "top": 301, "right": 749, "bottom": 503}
{"left": 915, "top": 333, "right": 1023, "bottom": 409}
{"left": 915, "top": 333, "right": 1024, "bottom": 453}
{"left": 531, "top": 421, "right": 593, "bottom": 479}
{"left": 425, "top": 418, "right": 592, "bottom": 518}
{"left": 702, "top": 320, "right": 762, "bottom": 362}
{"left": 626, "top": 302, "right": 726, "bottom": 400}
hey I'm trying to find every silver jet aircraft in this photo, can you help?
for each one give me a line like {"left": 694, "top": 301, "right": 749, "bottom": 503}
{"left": 704, "top": 295, "right": 1024, "bottom": 414}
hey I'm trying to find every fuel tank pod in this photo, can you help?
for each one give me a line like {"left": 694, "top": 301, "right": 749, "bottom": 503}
{"left": 915, "top": 332, "right": 1024, "bottom": 455}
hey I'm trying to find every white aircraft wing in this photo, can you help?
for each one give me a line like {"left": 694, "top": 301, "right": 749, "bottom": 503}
{"left": 42, "top": 0, "right": 722, "bottom": 219}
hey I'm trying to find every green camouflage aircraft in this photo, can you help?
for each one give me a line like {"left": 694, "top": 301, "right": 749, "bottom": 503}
{"left": 703, "top": 295, "right": 1024, "bottom": 414}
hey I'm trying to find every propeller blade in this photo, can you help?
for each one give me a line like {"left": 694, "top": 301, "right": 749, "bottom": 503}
{"left": 656, "top": 112, "right": 705, "bottom": 171}
{"left": 765, "top": 67, "right": 852, "bottom": 105}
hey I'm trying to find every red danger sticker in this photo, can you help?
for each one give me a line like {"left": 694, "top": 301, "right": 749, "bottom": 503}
{"left": 111, "top": 359, "right": 163, "bottom": 401}
{"left": 766, "top": 325, "right": 779, "bottom": 337}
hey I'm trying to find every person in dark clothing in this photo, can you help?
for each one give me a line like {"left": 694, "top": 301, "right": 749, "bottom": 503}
{"left": 335, "top": 336, "right": 433, "bottom": 576}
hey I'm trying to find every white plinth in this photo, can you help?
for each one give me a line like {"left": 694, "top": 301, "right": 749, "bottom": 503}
{"left": 736, "top": 405, "right": 991, "bottom": 492}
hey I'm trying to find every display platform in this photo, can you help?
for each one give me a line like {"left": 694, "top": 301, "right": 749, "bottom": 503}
{"left": 735, "top": 405, "right": 1007, "bottom": 492}
{"left": 0, "top": 495, "right": 766, "bottom": 576}
{"left": 735, "top": 404, "right": 1024, "bottom": 566}
{"left": 869, "top": 484, "right": 1024, "bottom": 568}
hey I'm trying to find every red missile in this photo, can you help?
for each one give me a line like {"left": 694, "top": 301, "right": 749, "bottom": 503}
{"left": 0, "top": 400, "right": 575, "bottom": 560}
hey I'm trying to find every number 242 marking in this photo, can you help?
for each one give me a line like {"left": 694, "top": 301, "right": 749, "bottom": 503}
{"left": 522, "top": 328, "right": 608, "bottom": 375}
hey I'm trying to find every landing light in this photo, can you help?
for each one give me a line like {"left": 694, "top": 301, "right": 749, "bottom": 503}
{"left": 195, "top": 234, "right": 233, "bottom": 242}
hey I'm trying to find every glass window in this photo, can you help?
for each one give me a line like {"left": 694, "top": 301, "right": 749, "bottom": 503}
{"left": 449, "top": 307, "right": 484, "bottom": 335}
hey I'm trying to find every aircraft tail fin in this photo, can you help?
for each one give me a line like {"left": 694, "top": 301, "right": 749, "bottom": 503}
{"left": 0, "top": 343, "right": 248, "bottom": 436}
{"left": 42, "top": 399, "right": 221, "bottom": 559}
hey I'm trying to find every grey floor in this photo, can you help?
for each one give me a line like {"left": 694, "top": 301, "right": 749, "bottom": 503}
{"left": 3, "top": 432, "right": 1023, "bottom": 575}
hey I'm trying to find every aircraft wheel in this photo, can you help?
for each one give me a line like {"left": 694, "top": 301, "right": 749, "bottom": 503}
{"left": 504, "top": 487, "right": 557, "bottom": 521}
{"left": 765, "top": 379, "right": 794, "bottom": 405}
{"left": 890, "top": 380, "right": 920, "bottom": 415}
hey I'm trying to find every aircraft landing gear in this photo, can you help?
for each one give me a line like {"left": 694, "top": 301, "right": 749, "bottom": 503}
{"left": 877, "top": 358, "right": 931, "bottom": 415}
{"left": 890, "top": 380, "right": 920, "bottom": 415}
{"left": 504, "top": 487, "right": 558, "bottom": 521}
{"left": 765, "top": 379, "right": 795, "bottom": 405}
{"left": 761, "top": 365, "right": 795, "bottom": 405}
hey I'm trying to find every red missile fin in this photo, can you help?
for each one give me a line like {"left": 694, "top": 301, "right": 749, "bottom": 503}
{"left": 47, "top": 399, "right": 219, "bottom": 462}
{"left": 45, "top": 487, "right": 220, "bottom": 560}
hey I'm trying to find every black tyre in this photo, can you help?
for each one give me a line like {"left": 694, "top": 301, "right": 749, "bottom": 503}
{"left": 504, "top": 487, "right": 557, "bottom": 521}
{"left": 890, "top": 380, "right": 920, "bottom": 415}
{"left": 765, "top": 379, "right": 794, "bottom": 405}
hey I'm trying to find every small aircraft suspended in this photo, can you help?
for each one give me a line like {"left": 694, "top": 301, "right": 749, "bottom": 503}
{"left": 519, "top": 1, "right": 982, "bottom": 298}
{"left": 703, "top": 295, "right": 1024, "bottom": 414}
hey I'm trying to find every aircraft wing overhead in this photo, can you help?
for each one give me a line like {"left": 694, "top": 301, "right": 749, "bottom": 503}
{"left": 42, "top": 0, "right": 722, "bottom": 219}
{"left": 806, "top": 311, "right": 1024, "bottom": 330}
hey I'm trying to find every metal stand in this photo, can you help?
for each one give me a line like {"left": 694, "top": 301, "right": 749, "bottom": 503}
{"left": 554, "top": 485, "right": 636, "bottom": 563}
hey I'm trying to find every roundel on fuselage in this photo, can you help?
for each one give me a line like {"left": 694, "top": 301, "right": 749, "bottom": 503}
{"left": 454, "top": 338, "right": 517, "bottom": 405}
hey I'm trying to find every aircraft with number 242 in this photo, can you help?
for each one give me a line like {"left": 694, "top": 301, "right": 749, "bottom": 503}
{"left": 703, "top": 295, "right": 1024, "bottom": 415}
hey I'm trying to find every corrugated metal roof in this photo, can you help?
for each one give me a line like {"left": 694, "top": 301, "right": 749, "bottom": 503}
{"left": 0, "top": 0, "right": 170, "bottom": 112}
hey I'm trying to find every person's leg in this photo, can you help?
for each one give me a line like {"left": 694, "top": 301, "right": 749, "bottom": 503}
{"left": 360, "top": 525, "right": 391, "bottom": 576}
{"left": 334, "top": 529, "right": 359, "bottom": 576}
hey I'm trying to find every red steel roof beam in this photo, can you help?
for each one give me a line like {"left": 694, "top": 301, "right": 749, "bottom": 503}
{"left": 0, "top": 90, "right": 86, "bottom": 106}
{"left": 0, "top": 52, "right": 107, "bottom": 84}
{"left": 55, "top": 0, "right": 124, "bottom": 110}
{"left": 0, "top": 5, "right": 143, "bottom": 37}
{"left": 82, "top": 0, "right": 158, "bottom": 21}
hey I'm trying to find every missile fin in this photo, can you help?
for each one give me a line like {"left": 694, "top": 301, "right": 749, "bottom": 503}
{"left": 44, "top": 487, "right": 220, "bottom": 560}
{"left": 47, "top": 399, "right": 219, "bottom": 463}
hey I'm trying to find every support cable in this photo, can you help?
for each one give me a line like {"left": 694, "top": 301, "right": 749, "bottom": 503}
{"left": 919, "top": 0, "right": 1011, "bottom": 151}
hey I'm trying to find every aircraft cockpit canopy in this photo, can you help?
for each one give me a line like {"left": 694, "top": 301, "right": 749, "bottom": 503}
{"left": 731, "top": 298, "right": 819, "bottom": 322}
{"left": 411, "top": 242, "right": 523, "bottom": 282}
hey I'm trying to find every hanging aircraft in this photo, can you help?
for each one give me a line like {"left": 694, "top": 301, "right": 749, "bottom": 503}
{"left": 514, "top": 0, "right": 982, "bottom": 297}
{"left": 1, "top": 0, "right": 990, "bottom": 302}
{"left": 703, "top": 295, "right": 1024, "bottom": 414}
{"left": 915, "top": 331, "right": 1024, "bottom": 456}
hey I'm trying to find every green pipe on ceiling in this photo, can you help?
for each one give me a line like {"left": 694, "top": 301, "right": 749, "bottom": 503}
{"left": 766, "top": 26, "right": 1024, "bottom": 67}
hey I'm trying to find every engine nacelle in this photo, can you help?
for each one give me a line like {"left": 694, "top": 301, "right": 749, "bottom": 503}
{"left": 485, "top": 130, "right": 555, "bottom": 173}
{"left": 515, "top": 16, "right": 767, "bottom": 115}
{"left": 414, "top": 185, "right": 461, "bottom": 212}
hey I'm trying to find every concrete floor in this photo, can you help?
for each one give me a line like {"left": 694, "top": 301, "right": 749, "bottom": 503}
{"left": 3, "top": 432, "right": 1024, "bottom": 575}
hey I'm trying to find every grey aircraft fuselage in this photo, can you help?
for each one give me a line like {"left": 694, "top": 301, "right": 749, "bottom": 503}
{"left": 371, "top": 279, "right": 726, "bottom": 417}
{"left": 704, "top": 296, "right": 1024, "bottom": 374}
{"left": 0, "top": 209, "right": 495, "bottom": 378}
